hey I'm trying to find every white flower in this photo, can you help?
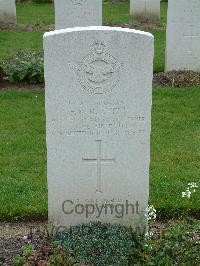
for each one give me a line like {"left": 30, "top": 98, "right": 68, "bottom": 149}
{"left": 188, "top": 182, "right": 198, "bottom": 189}
{"left": 145, "top": 205, "right": 156, "bottom": 222}
{"left": 144, "top": 230, "right": 154, "bottom": 240}
{"left": 182, "top": 182, "right": 198, "bottom": 198}
{"left": 149, "top": 231, "right": 154, "bottom": 237}
{"left": 182, "top": 188, "right": 191, "bottom": 198}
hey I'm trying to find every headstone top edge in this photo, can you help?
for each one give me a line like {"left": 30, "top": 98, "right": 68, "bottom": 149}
{"left": 43, "top": 26, "right": 154, "bottom": 39}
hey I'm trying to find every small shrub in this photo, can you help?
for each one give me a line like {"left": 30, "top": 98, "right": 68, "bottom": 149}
{"left": 1, "top": 49, "right": 44, "bottom": 84}
{"left": 57, "top": 222, "right": 134, "bottom": 266}
{"left": 146, "top": 218, "right": 200, "bottom": 265}
{"left": 14, "top": 244, "right": 33, "bottom": 266}
{"left": 47, "top": 244, "right": 76, "bottom": 266}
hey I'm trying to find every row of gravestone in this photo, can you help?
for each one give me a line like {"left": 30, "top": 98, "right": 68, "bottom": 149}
{"left": 0, "top": 0, "right": 161, "bottom": 26}
{"left": 1, "top": 0, "right": 200, "bottom": 72}
{"left": 0, "top": 0, "right": 161, "bottom": 27}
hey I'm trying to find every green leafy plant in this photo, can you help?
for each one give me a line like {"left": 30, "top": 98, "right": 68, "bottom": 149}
{"left": 47, "top": 244, "right": 76, "bottom": 266}
{"left": 145, "top": 218, "right": 200, "bottom": 265}
{"left": 14, "top": 244, "right": 33, "bottom": 266}
{"left": 57, "top": 222, "right": 135, "bottom": 266}
{"left": 1, "top": 49, "right": 44, "bottom": 84}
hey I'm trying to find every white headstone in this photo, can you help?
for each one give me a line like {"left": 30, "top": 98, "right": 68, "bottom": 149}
{"left": 44, "top": 26, "right": 154, "bottom": 231}
{"left": 0, "top": 0, "right": 16, "bottom": 24}
{"left": 165, "top": 0, "right": 200, "bottom": 71}
{"left": 130, "top": 0, "right": 160, "bottom": 22}
{"left": 54, "top": 0, "right": 102, "bottom": 30}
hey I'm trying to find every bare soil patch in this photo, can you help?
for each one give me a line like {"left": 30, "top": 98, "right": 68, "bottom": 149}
{"left": 0, "top": 222, "right": 50, "bottom": 266}
{"left": 0, "top": 80, "right": 43, "bottom": 91}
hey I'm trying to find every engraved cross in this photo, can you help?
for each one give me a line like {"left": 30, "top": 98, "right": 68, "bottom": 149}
{"left": 82, "top": 140, "right": 116, "bottom": 193}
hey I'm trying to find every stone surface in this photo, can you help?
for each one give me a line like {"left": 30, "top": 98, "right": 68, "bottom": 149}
{"left": 54, "top": 0, "right": 102, "bottom": 30}
{"left": 165, "top": 0, "right": 200, "bottom": 71}
{"left": 44, "top": 26, "right": 154, "bottom": 231}
{"left": 130, "top": 0, "right": 160, "bottom": 22}
{"left": 0, "top": 0, "right": 16, "bottom": 24}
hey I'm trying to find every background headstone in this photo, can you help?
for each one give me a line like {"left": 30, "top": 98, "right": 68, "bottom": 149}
{"left": 165, "top": 0, "right": 200, "bottom": 71}
{"left": 44, "top": 26, "right": 154, "bottom": 231}
{"left": 54, "top": 0, "right": 102, "bottom": 30}
{"left": 130, "top": 0, "right": 160, "bottom": 23}
{"left": 0, "top": 0, "right": 16, "bottom": 25}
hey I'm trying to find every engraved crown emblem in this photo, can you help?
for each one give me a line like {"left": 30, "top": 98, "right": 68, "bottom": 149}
{"left": 76, "top": 40, "right": 122, "bottom": 95}
{"left": 92, "top": 41, "right": 106, "bottom": 55}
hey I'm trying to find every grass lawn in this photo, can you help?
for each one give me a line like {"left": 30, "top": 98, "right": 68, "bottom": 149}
{"left": 0, "top": 31, "right": 44, "bottom": 60}
{"left": 151, "top": 86, "right": 200, "bottom": 217}
{"left": 0, "top": 87, "right": 199, "bottom": 221}
{"left": 17, "top": 3, "right": 55, "bottom": 25}
{"left": 150, "top": 29, "right": 166, "bottom": 72}
{"left": 0, "top": 91, "right": 47, "bottom": 220}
